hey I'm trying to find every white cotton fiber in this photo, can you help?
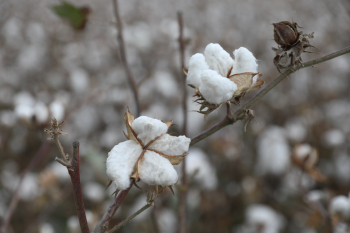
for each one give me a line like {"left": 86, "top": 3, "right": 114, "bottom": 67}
{"left": 187, "top": 53, "right": 209, "bottom": 88}
{"left": 231, "top": 47, "right": 258, "bottom": 75}
{"left": 246, "top": 204, "right": 284, "bottom": 233}
{"left": 204, "top": 43, "right": 234, "bottom": 77}
{"left": 106, "top": 140, "right": 143, "bottom": 190}
{"left": 132, "top": 116, "right": 168, "bottom": 145}
{"left": 139, "top": 150, "right": 178, "bottom": 186}
{"left": 148, "top": 134, "right": 190, "bottom": 155}
{"left": 330, "top": 196, "right": 350, "bottom": 219}
{"left": 185, "top": 148, "right": 218, "bottom": 190}
{"left": 199, "top": 70, "right": 237, "bottom": 105}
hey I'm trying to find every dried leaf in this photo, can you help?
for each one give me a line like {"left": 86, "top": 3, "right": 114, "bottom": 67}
{"left": 123, "top": 107, "right": 138, "bottom": 143}
{"left": 162, "top": 119, "right": 173, "bottom": 129}
{"left": 229, "top": 72, "right": 257, "bottom": 97}
{"left": 247, "top": 75, "right": 265, "bottom": 94}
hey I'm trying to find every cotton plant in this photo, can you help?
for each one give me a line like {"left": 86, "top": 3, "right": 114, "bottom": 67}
{"left": 106, "top": 108, "right": 191, "bottom": 195}
{"left": 186, "top": 43, "right": 264, "bottom": 116}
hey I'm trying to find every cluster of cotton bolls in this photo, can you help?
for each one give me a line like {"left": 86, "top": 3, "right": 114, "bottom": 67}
{"left": 187, "top": 43, "right": 259, "bottom": 105}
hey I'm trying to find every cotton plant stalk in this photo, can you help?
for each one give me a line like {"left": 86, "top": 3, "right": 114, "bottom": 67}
{"left": 106, "top": 108, "right": 191, "bottom": 194}
{"left": 186, "top": 43, "right": 264, "bottom": 117}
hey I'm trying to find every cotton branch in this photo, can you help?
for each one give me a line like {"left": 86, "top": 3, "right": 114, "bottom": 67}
{"left": 112, "top": 0, "right": 140, "bottom": 117}
{"left": 44, "top": 119, "right": 90, "bottom": 233}
{"left": 190, "top": 45, "right": 350, "bottom": 146}
{"left": 177, "top": 11, "right": 189, "bottom": 233}
{"left": 92, "top": 183, "right": 133, "bottom": 233}
{"left": 108, "top": 203, "right": 152, "bottom": 233}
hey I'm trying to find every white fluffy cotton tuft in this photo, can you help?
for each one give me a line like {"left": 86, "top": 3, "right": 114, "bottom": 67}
{"left": 139, "top": 150, "right": 178, "bottom": 186}
{"left": 132, "top": 116, "right": 168, "bottom": 145}
{"left": 199, "top": 70, "right": 237, "bottom": 105}
{"left": 187, "top": 53, "right": 209, "bottom": 88}
{"left": 106, "top": 140, "right": 143, "bottom": 190}
{"left": 149, "top": 134, "right": 190, "bottom": 155}
{"left": 330, "top": 196, "right": 350, "bottom": 219}
{"left": 231, "top": 47, "right": 258, "bottom": 75}
{"left": 204, "top": 43, "right": 234, "bottom": 77}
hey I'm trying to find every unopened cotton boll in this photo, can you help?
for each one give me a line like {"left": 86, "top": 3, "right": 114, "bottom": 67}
{"left": 132, "top": 116, "right": 168, "bottom": 145}
{"left": 199, "top": 70, "right": 237, "bottom": 105}
{"left": 139, "top": 150, "right": 178, "bottom": 186}
{"left": 187, "top": 53, "right": 209, "bottom": 88}
{"left": 231, "top": 47, "right": 258, "bottom": 75}
{"left": 204, "top": 43, "right": 234, "bottom": 77}
{"left": 329, "top": 196, "right": 350, "bottom": 220}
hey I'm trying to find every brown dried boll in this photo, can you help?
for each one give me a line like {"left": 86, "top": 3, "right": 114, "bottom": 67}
{"left": 272, "top": 21, "right": 315, "bottom": 73}
{"left": 273, "top": 21, "right": 299, "bottom": 47}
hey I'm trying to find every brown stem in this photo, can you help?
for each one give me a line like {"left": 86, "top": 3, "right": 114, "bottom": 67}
{"left": 112, "top": 0, "right": 140, "bottom": 117}
{"left": 92, "top": 183, "right": 133, "bottom": 233}
{"left": 68, "top": 141, "right": 90, "bottom": 233}
{"left": 0, "top": 142, "right": 51, "bottom": 233}
{"left": 177, "top": 11, "right": 188, "bottom": 233}
{"left": 107, "top": 204, "right": 152, "bottom": 233}
{"left": 190, "top": 45, "right": 350, "bottom": 146}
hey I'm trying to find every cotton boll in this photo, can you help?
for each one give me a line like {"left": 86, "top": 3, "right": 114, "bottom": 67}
{"left": 148, "top": 134, "right": 190, "bottom": 156}
{"left": 26, "top": 22, "right": 46, "bottom": 45}
{"left": 67, "top": 215, "right": 80, "bottom": 233}
{"left": 256, "top": 126, "right": 290, "bottom": 175}
{"left": 1, "top": 111, "right": 16, "bottom": 127}
{"left": 49, "top": 101, "right": 65, "bottom": 122}
{"left": 187, "top": 53, "right": 209, "bottom": 87}
{"left": 14, "top": 92, "right": 36, "bottom": 106}
{"left": 285, "top": 119, "right": 307, "bottom": 142}
{"left": 185, "top": 148, "right": 218, "bottom": 190}
{"left": 15, "top": 104, "right": 34, "bottom": 121}
{"left": 322, "top": 129, "right": 345, "bottom": 147}
{"left": 329, "top": 196, "right": 350, "bottom": 220}
{"left": 18, "top": 45, "right": 45, "bottom": 71}
{"left": 139, "top": 150, "right": 178, "bottom": 186}
{"left": 18, "top": 173, "right": 41, "bottom": 201}
{"left": 246, "top": 204, "right": 284, "bottom": 233}
{"left": 106, "top": 140, "right": 143, "bottom": 190}
{"left": 132, "top": 116, "right": 168, "bottom": 145}
{"left": 157, "top": 208, "right": 177, "bottom": 233}
{"left": 154, "top": 71, "right": 179, "bottom": 98}
{"left": 1, "top": 17, "right": 24, "bottom": 48}
{"left": 34, "top": 101, "right": 49, "bottom": 123}
{"left": 231, "top": 47, "right": 258, "bottom": 75}
{"left": 306, "top": 190, "right": 325, "bottom": 203}
{"left": 199, "top": 70, "right": 237, "bottom": 105}
{"left": 204, "top": 43, "right": 234, "bottom": 77}
{"left": 39, "top": 223, "right": 55, "bottom": 233}
{"left": 69, "top": 68, "right": 89, "bottom": 93}
{"left": 83, "top": 182, "right": 105, "bottom": 202}
{"left": 334, "top": 153, "right": 350, "bottom": 184}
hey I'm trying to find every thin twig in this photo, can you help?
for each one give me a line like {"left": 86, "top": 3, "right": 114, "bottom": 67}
{"left": 177, "top": 11, "right": 188, "bottom": 233}
{"left": 92, "top": 183, "right": 133, "bottom": 233}
{"left": 68, "top": 141, "right": 90, "bottom": 233}
{"left": 108, "top": 204, "right": 152, "bottom": 233}
{"left": 0, "top": 142, "right": 51, "bottom": 233}
{"left": 190, "top": 45, "right": 350, "bottom": 146}
{"left": 112, "top": 0, "right": 140, "bottom": 117}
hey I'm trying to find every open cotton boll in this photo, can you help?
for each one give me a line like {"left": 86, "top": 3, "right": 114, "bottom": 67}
{"left": 330, "top": 196, "right": 350, "bottom": 219}
{"left": 139, "top": 150, "right": 178, "bottom": 186}
{"left": 132, "top": 116, "right": 168, "bottom": 145}
{"left": 199, "top": 70, "right": 237, "bottom": 105}
{"left": 148, "top": 134, "right": 190, "bottom": 155}
{"left": 185, "top": 148, "right": 218, "bottom": 190}
{"left": 231, "top": 47, "right": 258, "bottom": 75}
{"left": 187, "top": 53, "right": 209, "bottom": 88}
{"left": 246, "top": 204, "right": 284, "bottom": 233}
{"left": 106, "top": 140, "right": 143, "bottom": 190}
{"left": 204, "top": 43, "right": 234, "bottom": 77}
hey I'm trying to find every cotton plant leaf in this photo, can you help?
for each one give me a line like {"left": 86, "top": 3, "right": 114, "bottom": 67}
{"left": 229, "top": 72, "right": 257, "bottom": 97}
{"left": 52, "top": 1, "right": 90, "bottom": 30}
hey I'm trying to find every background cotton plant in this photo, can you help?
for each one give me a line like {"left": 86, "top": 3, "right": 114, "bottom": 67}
{"left": 1, "top": 0, "right": 350, "bottom": 233}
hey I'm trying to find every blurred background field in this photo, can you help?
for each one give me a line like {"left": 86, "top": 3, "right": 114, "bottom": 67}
{"left": 0, "top": 0, "right": 350, "bottom": 232}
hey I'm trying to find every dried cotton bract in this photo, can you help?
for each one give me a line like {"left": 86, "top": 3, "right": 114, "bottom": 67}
{"left": 106, "top": 108, "right": 190, "bottom": 192}
{"left": 187, "top": 43, "right": 264, "bottom": 117}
